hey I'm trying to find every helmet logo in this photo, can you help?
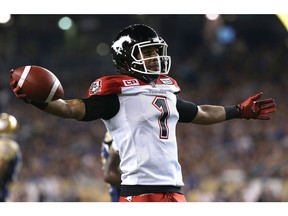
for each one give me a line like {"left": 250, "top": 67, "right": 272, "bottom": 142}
{"left": 111, "top": 35, "right": 132, "bottom": 55}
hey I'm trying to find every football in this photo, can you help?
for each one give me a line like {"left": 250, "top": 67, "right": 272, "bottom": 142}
{"left": 10, "top": 65, "right": 64, "bottom": 103}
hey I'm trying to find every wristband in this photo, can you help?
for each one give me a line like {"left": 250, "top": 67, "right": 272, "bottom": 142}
{"left": 224, "top": 105, "right": 241, "bottom": 120}
{"left": 31, "top": 101, "right": 49, "bottom": 110}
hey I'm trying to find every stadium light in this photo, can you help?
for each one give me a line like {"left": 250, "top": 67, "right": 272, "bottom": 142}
{"left": 96, "top": 43, "right": 110, "bottom": 56}
{"left": 0, "top": 14, "right": 11, "bottom": 24}
{"left": 58, "top": 16, "right": 73, "bottom": 31}
{"left": 276, "top": 14, "right": 288, "bottom": 31}
{"left": 205, "top": 14, "right": 219, "bottom": 21}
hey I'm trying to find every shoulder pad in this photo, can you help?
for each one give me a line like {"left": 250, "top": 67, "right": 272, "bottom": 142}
{"left": 157, "top": 75, "right": 181, "bottom": 92}
{"left": 86, "top": 75, "right": 139, "bottom": 97}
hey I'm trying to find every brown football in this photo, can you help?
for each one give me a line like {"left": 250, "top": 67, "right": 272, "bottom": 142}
{"left": 10, "top": 65, "right": 64, "bottom": 102}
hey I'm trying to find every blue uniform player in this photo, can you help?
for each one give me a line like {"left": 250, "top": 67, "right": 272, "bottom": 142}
{"left": 101, "top": 132, "right": 121, "bottom": 202}
{"left": 0, "top": 113, "right": 22, "bottom": 202}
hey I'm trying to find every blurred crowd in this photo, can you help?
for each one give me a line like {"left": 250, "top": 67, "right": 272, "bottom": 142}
{"left": 0, "top": 15, "right": 288, "bottom": 201}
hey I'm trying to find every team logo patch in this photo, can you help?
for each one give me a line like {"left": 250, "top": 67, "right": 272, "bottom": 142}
{"left": 123, "top": 79, "right": 139, "bottom": 86}
{"left": 90, "top": 80, "right": 102, "bottom": 94}
{"left": 160, "top": 78, "right": 173, "bottom": 85}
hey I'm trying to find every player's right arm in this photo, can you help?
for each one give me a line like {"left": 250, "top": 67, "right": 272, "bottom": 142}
{"left": 10, "top": 79, "right": 85, "bottom": 120}
{"left": 10, "top": 80, "right": 119, "bottom": 121}
{"left": 44, "top": 99, "right": 85, "bottom": 120}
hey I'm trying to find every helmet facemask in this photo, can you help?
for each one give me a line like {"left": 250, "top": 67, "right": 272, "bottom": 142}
{"left": 130, "top": 39, "right": 171, "bottom": 75}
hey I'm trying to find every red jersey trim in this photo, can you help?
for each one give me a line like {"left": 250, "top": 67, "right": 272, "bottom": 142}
{"left": 86, "top": 74, "right": 180, "bottom": 97}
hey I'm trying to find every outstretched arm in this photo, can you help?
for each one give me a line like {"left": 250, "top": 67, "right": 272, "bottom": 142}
{"left": 192, "top": 105, "right": 226, "bottom": 124}
{"left": 194, "top": 92, "right": 276, "bottom": 124}
{"left": 44, "top": 99, "right": 85, "bottom": 120}
{"left": 178, "top": 92, "right": 276, "bottom": 125}
{"left": 10, "top": 79, "right": 120, "bottom": 121}
{"left": 10, "top": 79, "right": 85, "bottom": 120}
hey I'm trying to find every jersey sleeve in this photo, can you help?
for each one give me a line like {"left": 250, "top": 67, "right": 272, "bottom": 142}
{"left": 86, "top": 76, "right": 124, "bottom": 97}
{"left": 81, "top": 94, "right": 120, "bottom": 121}
{"left": 82, "top": 75, "right": 128, "bottom": 121}
{"left": 176, "top": 97, "right": 198, "bottom": 123}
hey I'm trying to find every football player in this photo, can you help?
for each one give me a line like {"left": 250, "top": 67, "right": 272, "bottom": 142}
{"left": 0, "top": 113, "right": 22, "bottom": 202}
{"left": 101, "top": 131, "right": 121, "bottom": 202}
{"left": 10, "top": 24, "right": 276, "bottom": 202}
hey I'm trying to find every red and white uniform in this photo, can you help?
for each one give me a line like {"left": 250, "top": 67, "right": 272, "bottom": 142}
{"left": 83, "top": 74, "right": 198, "bottom": 200}
{"left": 87, "top": 75, "right": 183, "bottom": 186}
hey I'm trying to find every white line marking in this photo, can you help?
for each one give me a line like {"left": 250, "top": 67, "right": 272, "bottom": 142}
{"left": 18, "top": 66, "right": 31, "bottom": 87}
{"left": 45, "top": 78, "right": 60, "bottom": 102}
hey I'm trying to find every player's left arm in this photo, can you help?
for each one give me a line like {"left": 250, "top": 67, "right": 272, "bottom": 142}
{"left": 177, "top": 92, "right": 276, "bottom": 125}
{"left": 192, "top": 105, "right": 226, "bottom": 124}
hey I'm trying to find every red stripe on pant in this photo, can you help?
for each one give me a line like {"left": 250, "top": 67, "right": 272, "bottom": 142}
{"left": 119, "top": 192, "right": 187, "bottom": 202}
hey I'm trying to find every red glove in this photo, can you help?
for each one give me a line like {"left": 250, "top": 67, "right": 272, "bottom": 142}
{"left": 10, "top": 70, "right": 32, "bottom": 103}
{"left": 238, "top": 92, "right": 276, "bottom": 120}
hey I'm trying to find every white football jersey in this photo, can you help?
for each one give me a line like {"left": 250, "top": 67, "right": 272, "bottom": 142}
{"left": 89, "top": 75, "right": 184, "bottom": 186}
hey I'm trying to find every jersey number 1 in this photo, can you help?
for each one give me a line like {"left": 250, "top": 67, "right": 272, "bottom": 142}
{"left": 152, "top": 97, "right": 170, "bottom": 139}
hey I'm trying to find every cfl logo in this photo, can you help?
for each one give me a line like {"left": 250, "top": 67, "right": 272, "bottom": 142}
{"left": 123, "top": 79, "right": 139, "bottom": 86}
